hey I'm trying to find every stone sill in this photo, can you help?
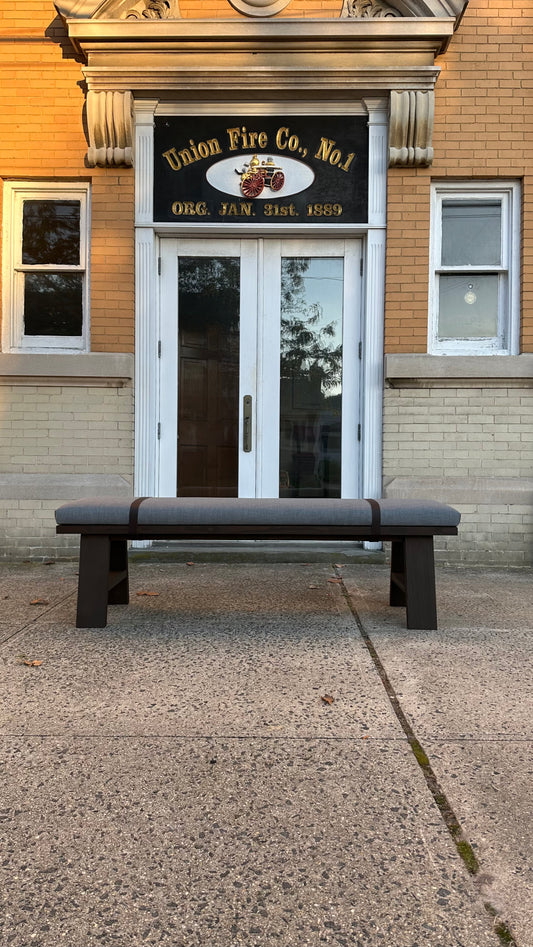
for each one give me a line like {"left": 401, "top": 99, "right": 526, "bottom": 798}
{"left": 385, "top": 354, "right": 533, "bottom": 388}
{"left": 0, "top": 353, "right": 134, "bottom": 387}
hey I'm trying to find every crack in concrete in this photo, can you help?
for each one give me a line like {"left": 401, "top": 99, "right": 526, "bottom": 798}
{"left": 337, "top": 570, "right": 521, "bottom": 947}
{"left": 0, "top": 590, "right": 77, "bottom": 647}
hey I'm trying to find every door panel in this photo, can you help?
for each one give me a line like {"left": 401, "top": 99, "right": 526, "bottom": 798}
{"left": 158, "top": 237, "right": 361, "bottom": 499}
{"left": 177, "top": 255, "right": 240, "bottom": 497}
{"left": 279, "top": 254, "right": 344, "bottom": 498}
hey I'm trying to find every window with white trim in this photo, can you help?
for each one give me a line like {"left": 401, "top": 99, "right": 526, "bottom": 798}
{"left": 2, "top": 182, "right": 90, "bottom": 352}
{"left": 429, "top": 182, "right": 520, "bottom": 355}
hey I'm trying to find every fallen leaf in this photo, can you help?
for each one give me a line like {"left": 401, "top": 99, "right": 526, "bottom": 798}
{"left": 30, "top": 599, "right": 49, "bottom": 606}
{"left": 334, "top": 564, "right": 346, "bottom": 568}
{"left": 327, "top": 578, "right": 342, "bottom": 584}
{"left": 186, "top": 561, "right": 195, "bottom": 566}
{"left": 136, "top": 591, "right": 159, "bottom": 597}
{"left": 308, "top": 584, "right": 319, "bottom": 589}
{"left": 363, "top": 735, "right": 370, "bottom": 740}
{"left": 321, "top": 694, "right": 334, "bottom": 705}
{"left": 23, "top": 660, "right": 43, "bottom": 667}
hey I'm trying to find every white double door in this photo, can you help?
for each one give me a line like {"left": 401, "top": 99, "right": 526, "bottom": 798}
{"left": 158, "top": 237, "right": 362, "bottom": 499}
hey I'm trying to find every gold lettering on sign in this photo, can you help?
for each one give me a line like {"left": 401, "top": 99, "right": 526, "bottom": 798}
{"left": 171, "top": 201, "right": 209, "bottom": 216}
{"left": 219, "top": 202, "right": 255, "bottom": 217}
{"left": 162, "top": 138, "right": 221, "bottom": 171}
{"left": 226, "top": 126, "right": 269, "bottom": 151}
{"left": 314, "top": 137, "right": 356, "bottom": 172}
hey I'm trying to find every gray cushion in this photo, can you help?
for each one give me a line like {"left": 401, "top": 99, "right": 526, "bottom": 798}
{"left": 56, "top": 498, "right": 133, "bottom": 526}
{"left": 377, "top": 499, "right": 460, "bottom": 527}
{"left": 56, "top": 496, "right": 460, "bottom": 528}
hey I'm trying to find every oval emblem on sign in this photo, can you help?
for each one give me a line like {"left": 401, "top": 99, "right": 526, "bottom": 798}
{"left": 206, "top": 153, "right": 315, "bottom": 199}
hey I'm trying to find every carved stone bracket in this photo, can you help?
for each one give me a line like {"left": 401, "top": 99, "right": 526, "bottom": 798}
{"left": 87, "top": 90, "right": 134, "bottom": 167}
{"left": 389, "top": 89, "right": 434, "bottom": 167}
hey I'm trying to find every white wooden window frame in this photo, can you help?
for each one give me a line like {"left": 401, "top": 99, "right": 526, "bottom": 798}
{"left": 428, "top": 181, "right": 520, "bottom": 356}
{"left": 2, "top": 181, "right": 90, "bottom": 353}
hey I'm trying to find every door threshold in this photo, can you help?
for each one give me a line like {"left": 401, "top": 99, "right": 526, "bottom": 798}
{"left": 130, "top": 540, "right": 385, "bottom": 564}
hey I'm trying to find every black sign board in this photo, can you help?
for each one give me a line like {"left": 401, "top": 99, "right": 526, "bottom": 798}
{"left": 154, "top": 115, "right": 368, "bottom": 224}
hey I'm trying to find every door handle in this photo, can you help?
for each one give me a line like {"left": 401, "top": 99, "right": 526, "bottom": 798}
{"left": 243, "top": 395, "right": 252, "bottom": 452}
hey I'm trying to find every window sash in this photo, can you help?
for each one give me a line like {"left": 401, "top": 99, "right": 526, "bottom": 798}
{"left": 3, "top": 183, "right": 90, "bottom": 353}
{"left": 429, "top": 184, "right": 519, "bottom": 356}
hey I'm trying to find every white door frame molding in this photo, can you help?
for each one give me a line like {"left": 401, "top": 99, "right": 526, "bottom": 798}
{"left": 134, "top": 99, "right": 388, "bottom": 504}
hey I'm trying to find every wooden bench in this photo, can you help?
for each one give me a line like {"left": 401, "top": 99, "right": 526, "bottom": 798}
{"left": 55, "top": 497, "right": 460, "bottom": 630}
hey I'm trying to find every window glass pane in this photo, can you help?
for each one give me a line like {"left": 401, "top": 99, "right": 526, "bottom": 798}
{"left": 441, "top": 201, "right": 501, "bottom": 267}
{"left": 22, "top": 200, "right": 80, "bottom": 265}
{"left": 24, "top": 273, "right": 83, "bottom": 336}
{"left": 438, "top": 274, "right": 499, "bottom": 340}
{"left": 280, "top": 257, "right": 343, "bottom": 498}
{"left": 177, "top": 257, "right": 240, "bottom": 498}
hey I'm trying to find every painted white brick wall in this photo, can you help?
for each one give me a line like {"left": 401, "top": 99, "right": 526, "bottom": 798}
{"left": 383, "top": 386, "right": 533, "bottom": 566}
{"left": 0, "top": 384, "right": 134, "bottom": 558}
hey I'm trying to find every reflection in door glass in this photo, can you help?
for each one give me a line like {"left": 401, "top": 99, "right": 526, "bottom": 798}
{"left": 177, "top": 257, "right": 240, "bottom": 497}
{"left": 280, "top": 257, "right": 343, "bottom": 498}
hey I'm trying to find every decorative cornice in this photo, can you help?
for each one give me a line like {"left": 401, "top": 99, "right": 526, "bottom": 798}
{"left": 55, "top": 0, "right": 181, "bottom": 19}
{"left": 341, "top": 1, "right": 399, "bottom": 17}
{"left": 227, "top": 0, "right": 293, "bottom": 15}
{"left": 54, "top": 9, "right": 463, "bottom": 167}
{"left": 125, "top": 0, "right": 180, "bottom": 19}
{"left": 56, "top": 0, "right": 468, "bottom": 22}
{"left": 342, "top": 0, "right": 467, "bottom": 23}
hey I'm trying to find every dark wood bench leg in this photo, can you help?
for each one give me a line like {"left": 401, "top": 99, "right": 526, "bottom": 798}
{"left": 403, "top": 535, "right": 438, "bottom": 630}
{"left": 76, "top": 534, "right": 111, "bottom": 628}
{"left": 108, "top": 539, "right": 129, "bottom": 605}
{"left": 390, "top": 540, "right": 406, "bottom": 606}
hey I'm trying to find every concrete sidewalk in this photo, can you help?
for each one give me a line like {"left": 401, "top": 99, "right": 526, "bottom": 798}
{"left": 0, "top": 558, "right": 531, "bottom": 947}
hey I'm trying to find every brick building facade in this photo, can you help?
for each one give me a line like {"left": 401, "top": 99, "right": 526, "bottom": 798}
{"left": 0, "top": 0, "right": 532, "bottom": 563}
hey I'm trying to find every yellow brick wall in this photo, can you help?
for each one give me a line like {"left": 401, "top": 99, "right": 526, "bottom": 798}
{"left": 0, "top": 4, "right": 135, "bottom": 353}
{"left": 385, "top": 0, "right": 533, "bottom": 353}
{"left": 2, "top": 0, "right": 531, "bottom": 356}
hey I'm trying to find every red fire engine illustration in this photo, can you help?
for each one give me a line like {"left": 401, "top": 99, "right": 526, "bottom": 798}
{"left": 236, "top": 155, "right": 285, "bottom": 198}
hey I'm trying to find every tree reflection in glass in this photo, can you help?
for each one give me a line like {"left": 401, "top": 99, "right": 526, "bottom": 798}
{"left": 280, "top": 257, "right": 344, "bottom": 497}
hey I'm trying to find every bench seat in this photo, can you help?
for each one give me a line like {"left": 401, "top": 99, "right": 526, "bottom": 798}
{"left": 56, "top": 497, "right": 460, "bottom": 630}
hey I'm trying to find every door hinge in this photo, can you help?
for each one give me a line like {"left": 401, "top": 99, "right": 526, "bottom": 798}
{"left": 158, "top": 340, "right": 162, "bottom": 358}
{"left": 360, "top": 257, "right": 364, "bottom": 277}
{"left": 158, "top": 257, "right": 162, "bottom": 276}
{"left": 357, "top": 423, "right": 361, "bottom": 442}
{"left": 157, "top": 422, "right": 161, "bottom": 440}
{"left": 358, "top": 341, "right": 362, "bottom": 360}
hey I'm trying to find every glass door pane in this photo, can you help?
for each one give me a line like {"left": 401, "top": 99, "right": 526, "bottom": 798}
{"left": 177, "top": 256, "right": 240, "bottom": 496}
{"left": 279, "top": 256, "right": 344, "bottom": 497}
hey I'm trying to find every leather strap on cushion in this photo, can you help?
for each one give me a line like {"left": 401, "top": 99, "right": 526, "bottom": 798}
{"left": 365, "top": 498, "right": 381, "bottom": 536}
{"left": 129, "top": 497, "right": 148, "bottom": 535}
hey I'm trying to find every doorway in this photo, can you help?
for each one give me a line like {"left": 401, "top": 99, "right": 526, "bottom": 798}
{"left": 158, "top": 238, "right": 363, "bottom": 499}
